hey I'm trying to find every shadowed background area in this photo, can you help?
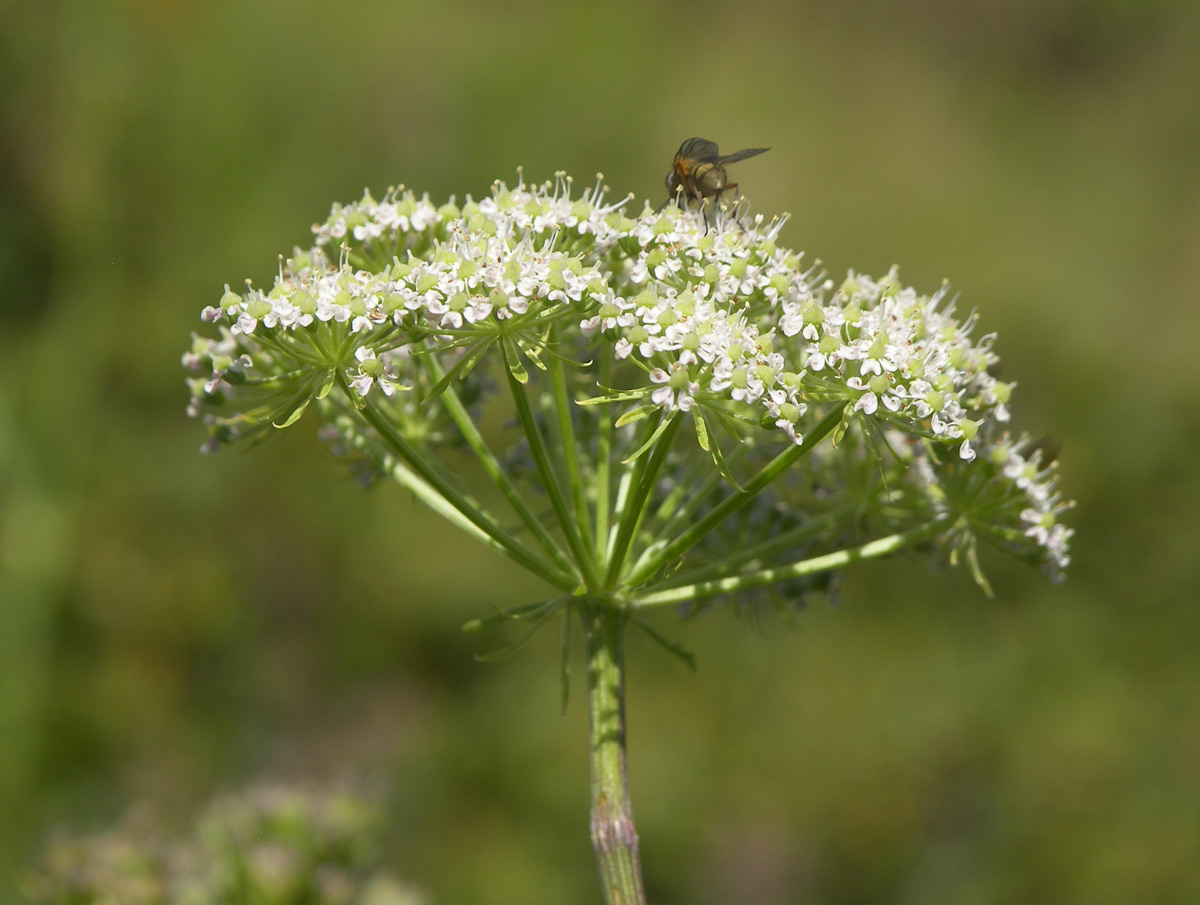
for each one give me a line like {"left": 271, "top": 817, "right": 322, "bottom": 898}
{"left": 2, "top": 1, "right": 1198, "bottom": 903}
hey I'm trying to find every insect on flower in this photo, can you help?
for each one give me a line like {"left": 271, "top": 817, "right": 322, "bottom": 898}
{"left": 664, "top": 137, "right": 770, "bottom": 210}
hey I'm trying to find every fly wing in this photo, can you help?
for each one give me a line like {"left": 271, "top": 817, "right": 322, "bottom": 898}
{"left": 677, "top": 137, "right": 721, "bottom": 161}
{"left": 717, "top": 147, "right": 769, "bottom": 165}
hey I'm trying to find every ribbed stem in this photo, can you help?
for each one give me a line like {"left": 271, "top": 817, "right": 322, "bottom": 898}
{"left": 583, "top": 602, "right": 646, "bottom": 905}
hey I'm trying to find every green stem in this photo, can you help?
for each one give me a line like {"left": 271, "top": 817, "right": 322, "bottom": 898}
{"left": 423, "top": 349, "right": 575, "bottom": 577}
{"left": 654, "top": 506, "right": 850, "bottom": 589}
{"left": 645, "top": 441, "right": 744, "bottom": 538}
{"left": 623, "top": 404, "right": 845, "bottom": 589}
{"left": 549, "top": 344, "right": 596, "bottom": 558}
{"left": 332, "top": 416, "right": 512, "bottom": 552}
{"left": 583, "top": 601, "right": 647, "bottom": 905}
{"left": 594, "top": 345, "right": 614, "bottom": 562}
{"left": 344, "top": 378, "right": 577, "bottom": 592}
{"left": 626, "top": 448, "right": 746, "bottom": 583}
{"left": 504, "top": 357, "right": 602, "bottom": 589}
{"left": 603, "top": 414, "right": 682, "bottom": 589}
{"left": 632, "top": 516, "right": 956, "bottom": 608}
{"left": 604, "top": 415, "right": 655, "bottom": 560}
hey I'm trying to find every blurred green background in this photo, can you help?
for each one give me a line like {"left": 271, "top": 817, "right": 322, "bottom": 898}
{"left": 2, "top": 0, "right": 1199, "bottom": 902}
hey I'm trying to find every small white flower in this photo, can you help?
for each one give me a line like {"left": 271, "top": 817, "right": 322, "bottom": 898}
{"left": 352, "top": 347, "right": 400, "bottom": 397}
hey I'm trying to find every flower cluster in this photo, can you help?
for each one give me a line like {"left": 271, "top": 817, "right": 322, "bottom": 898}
{"left": 184, "top": 172, "right": 1071, "bottom": 579}
{"left": 187, "top": 178, "right": 1005, "bottom": 456}
{"left": 312, "top": 173, "right": 628, "bottom": 258}
{"left": 185, "top": 176, "right": 635, "bottom": 446}
{"left": 983, "top": 434, "right": 1074, "bottom": 578}
{"left": 588, "top": 205, "right": 1007, "bottom": 458}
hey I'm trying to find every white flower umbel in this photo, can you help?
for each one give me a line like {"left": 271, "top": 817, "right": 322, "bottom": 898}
{"left": 185, "top": 172, "right": 1073, "bottom": 905}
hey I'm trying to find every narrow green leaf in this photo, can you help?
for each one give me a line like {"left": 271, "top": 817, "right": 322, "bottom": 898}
{"left": 859, "top": 420, "right": 897, "bottom": 492}
{"left": 622, "top": 412, "right": 676, "bottom": 464}
{"left": 614, "top": 404, "right": 656, "bottom": 429}
{"left": 474, "top": 601, "right": 564, "bottom": 662}
{"left": 503, "top": 336, "right": 529, "bottom": 384}
{"left": 576, "top": 388, "right": 653, "bottom": 407}
{"left": 707, "top": 404, "right": 752, "bottom": 438}
{"left": 704, "top": 413, "right": 744, "bottom": 492}
{"left": 537, "top": 343, "right": 593, "bottom": 368}
{"left": 868, "top": 419, "right": 905, "bottom": 460}
{"left": 693, "top": 407, "right": 711, "bottom": 451}
{"left": 631, "top": 617, "right": 697, "bottom": 672}
{"left": 462, "top": 599, "right": 559, "bottom": 633}
{"left": 965, "top": 537, "right": 994, "bottom": 598}
{"left": 427, "top": 337, "right": 495, "bottom": 400}
{"left": 273, "top": 397, "right": 310, "bottom": 428}
{"left": 517, "top": 335, "right": 549, "bottom": 372}
{"left": 316, "top": 370, "right": 336, "bottom": 399}
{"left": 832, "top": 406, "right": 854, "bottom": 446}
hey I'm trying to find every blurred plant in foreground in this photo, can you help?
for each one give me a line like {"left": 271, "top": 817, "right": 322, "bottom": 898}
{"left": 24, "top": 784, "right": 424, "bottom": 905}
{"left": 183, "top": 172, "right": 1072, "bottom": 903}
